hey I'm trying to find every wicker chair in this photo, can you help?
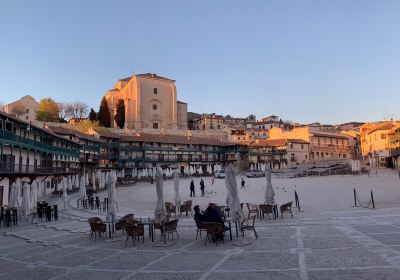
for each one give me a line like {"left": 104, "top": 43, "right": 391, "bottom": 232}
{"left": 195, "top": 219, "right": 206, "bottom": 240}
{"left": 246, "top": 203, "right": 259, "bottom": 219}
{"left": 88, "top": 217, "right": 106, "bottom": 240}
{"left": 259, "top": 204, "right": 274, "bottom": 220}
{"left": 203, "top": 222, "right": 225, "bottom": 246}
{"left": 165, "top": 202, "right": 176, "bottom": 217}
{"left": 125, "top": 224, "right": 145, "bottom": 247}
{"left": 239, "top": 215, "right": 258, "bottom": 239}
{"left": 161, "top": 219, "right": 180, "bottom": 242}
{"left": 280, "top": 202, "right": 293, "bottom": 219}
{"left": 115, "top": 214, "right": 134, "bottom": 235}
{"left": 180, "top": 200, "right": 193, "bottom": 217}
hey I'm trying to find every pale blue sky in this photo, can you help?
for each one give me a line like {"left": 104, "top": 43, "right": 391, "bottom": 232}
{"left": 0, "top": 0, "right": 399, "bottom": 124}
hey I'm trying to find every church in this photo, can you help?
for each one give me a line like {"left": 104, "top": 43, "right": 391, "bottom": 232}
{"left": 104, "top": 73, "right": 188, "bottom": 130}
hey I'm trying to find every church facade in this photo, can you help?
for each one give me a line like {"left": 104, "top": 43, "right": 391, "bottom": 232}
{"left": 104, "top": 73, "right": 187, "bottom": 130}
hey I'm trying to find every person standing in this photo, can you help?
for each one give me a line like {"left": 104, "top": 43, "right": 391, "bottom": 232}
{"left": 200, "top": 179, "right": 205, "bottom": 196}
{"left": 190, "top": 180, "right": 195, "bottom": 197}
{"left": 241, "top": 178, "right": 245, "bottom": 189}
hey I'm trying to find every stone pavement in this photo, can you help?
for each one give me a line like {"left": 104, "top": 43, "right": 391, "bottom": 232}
{"left": 3, "top": 194, "right": 400, "bottom": 280}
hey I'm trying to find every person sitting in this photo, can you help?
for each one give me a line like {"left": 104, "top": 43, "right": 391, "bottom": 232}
{"left": 194, "top": 205, "right": 204, "bottom": 221}
{"left": 202, "top": 203, "right": 225, "bottom": 240}
{"left": 203, "top": 203, "right": 224, "bottom": 225}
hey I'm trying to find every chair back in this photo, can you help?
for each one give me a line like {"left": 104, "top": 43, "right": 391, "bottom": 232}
{"left": 259, "top": 204, "right": 273, "bottom": 213}
{"left": 195, "top": 219, "right": 204, "bottom": 230}
{"left": 88, "top": 217, "right": 102, "bottom": 223}
{"left": 281, "top": 202, "right": 293, "bottom": 211}
{"left": 165, "top": 219, "right": 179, "bottom": 231}
{"left": 203, "top": 222, "right": 224, "bottom": 235}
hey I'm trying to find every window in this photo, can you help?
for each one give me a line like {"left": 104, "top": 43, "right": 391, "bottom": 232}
{"left": 301, "top": 144, "right": 304, "bottom": 150}
{"left": 153, "top": 104, "right": 157, "bottom": 110}
{"left": 153, "top": 123, "right": 158, "bottom": 129}
{"left": 26, "top": 116, "right": 29, "bottom": 120}
{"left": 153, "top": 88, "right": 158, "bottom": 94}
{"left": 26, "top": 108, "right": 29, "bottom": 113}
{"left": 381, "top": 134, "right": 386, "bottom": 139}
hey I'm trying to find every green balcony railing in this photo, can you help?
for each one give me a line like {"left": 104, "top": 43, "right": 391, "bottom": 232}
{"left": 0, "top": 130, "right": 79, "bottom": 158}
{"left": 81, "top": 144, "right": 100, "bottom": 153}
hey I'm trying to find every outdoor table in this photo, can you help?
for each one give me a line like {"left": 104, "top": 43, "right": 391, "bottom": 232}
{"left": 140, "top": 218, "right": 154, "bottom": 242}
{"left": 104, "top": 220, "right": 115, "bottom": 238}
{"left": 272, "top": 204, "right": 278, "bottom": 219}
{"left": 223, "top": 217, "right": 238, "bottom": 241}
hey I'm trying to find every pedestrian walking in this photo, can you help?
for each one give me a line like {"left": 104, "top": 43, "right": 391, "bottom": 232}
{"left": 241, "top": 178, "right": 245, "bottom": 189}
{"left": 211, "top": 177, "right": 214, "bottom": 185}
{"left": 200, "top": 179, "right": 205, "bottom": 196}
{"left": 190, "top": 180, "right": 195, "bottom": 197}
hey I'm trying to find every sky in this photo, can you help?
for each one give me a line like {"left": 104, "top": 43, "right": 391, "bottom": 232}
{"left": 0, "top": 0, "right": 399, "bottom": 124}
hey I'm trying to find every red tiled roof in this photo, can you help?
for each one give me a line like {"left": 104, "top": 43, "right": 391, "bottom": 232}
{"left": 94, "top": 129, "right": 120, "bottom": 139}
{"left": 248, "top": 139, "right": 287, "bottom": 147}
{"left": 367, "top": 122, "right": 397, "bottom": 135}
{"left": 311, "top": 131, "right": 350, "bottom": 139}
{"left": 286, "top": 138, "right": 310, "bottom": 144}
{"left": 46, "top": 125, "right": 101, "bottom": 142}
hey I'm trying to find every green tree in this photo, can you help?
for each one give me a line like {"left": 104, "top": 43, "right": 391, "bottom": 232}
{"left": 88, "top": 108, "right": 97, "bottom": 122}
{"left": 36, "top": 98, "right": 59, "bottom": 122}
{"left": 98, "top": 97, "right": 111, "bottom": 127}
{"left": 114, "top": 99, "right": 125, "bottom": 129}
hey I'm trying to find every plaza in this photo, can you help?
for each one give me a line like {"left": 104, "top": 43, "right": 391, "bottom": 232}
{"left": 2, "top": 168, "right": 400, "bottom": 280}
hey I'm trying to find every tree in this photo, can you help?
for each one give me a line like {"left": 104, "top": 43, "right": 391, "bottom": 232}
{"left": 65, "top": 102, "right": 89, "bottom": 119}
{"left": 57, "top": 102, "right": 67, "bottom": 121}
{"left": 98, "top": 97, "right": 111, "bottom": 127}
{"left": 114, "top": 99, "right": 125, "bottom": 129}
{"left": 88, "top": 108, "right": 97, "bottom": 122}
{"left": 76, "top": 120, "right": 100, "bottom": 133}
{"left": 36, "top": 98, "right": 59, "bottom": 122}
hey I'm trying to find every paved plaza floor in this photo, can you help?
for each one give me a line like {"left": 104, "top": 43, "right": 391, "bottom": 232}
{"left": 2, "top": 168, "right": 400, "bottom": 279}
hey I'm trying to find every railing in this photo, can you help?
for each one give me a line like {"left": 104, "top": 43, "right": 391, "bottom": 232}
{"left": 390, "top": 147, "right": 400, "bottom": 157}
{"left": 81, "top": 144, "right": 100, "bottom": 153}
{"left": 121, "top": 146, "right": 226, "bottom": 153}
{"left": 249, "top": 150, "right": 288, "bottom": 156}
{"left": 123, "top": 157, "right": 219, "bottom": 163}
{"left": 0, "top": 164, "right": 80, "bottom": 175}
{"left": 0, "top": 130, "right": 79, "bottom": 157}
{"left": 79, "top": 157, "right": 99, "bottom": 164}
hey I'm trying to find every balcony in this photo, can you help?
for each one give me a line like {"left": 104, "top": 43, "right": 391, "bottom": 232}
{"left": 0, "top": 130, "right": 79, "bottom": 158}
{"left": 81, "top": 144, "right": 100, "bottom": 153}
{"left": 390, "top": 147, "right": 400, "bottom": 157}
{"left": 79, "top": 157, "right": 99, "bottom": 164}
{"left": 0, "top": 164, "right": 80, "bottom": 176}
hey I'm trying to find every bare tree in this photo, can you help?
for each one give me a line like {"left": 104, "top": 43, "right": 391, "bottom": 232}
{"left": 65, "top": 102, "right": 89, "bottom": 119}
{"left": 57, "top": 102, "right": 67, "bottom": 120}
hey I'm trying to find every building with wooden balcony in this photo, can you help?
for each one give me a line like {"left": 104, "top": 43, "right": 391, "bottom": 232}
{"left": 247, "top": 138, "right": 310, "bottom": 169}
{"left": 269, "top": 127, "right": 352, "bottom": 162}
{"left": 388, "top": 125, "right": 400, "bottom": 169}
{"left": 0, "top": 111, "right": 80, "bottom": 206}
{"left": 45, "top": 125, "right": 101, "bottom": 173}
{"left": 360, "top": 121, "right": 400, "bottom": 167}
{"left": 117, "top": 133, "right": 244, "bottom": 175}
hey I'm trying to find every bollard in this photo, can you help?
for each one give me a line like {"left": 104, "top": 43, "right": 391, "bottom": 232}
{"left": 371, "top": 190, "right": 375, "bottom": 209}
{"left": 353, "top": 188, "right": 357, "bottom": 207}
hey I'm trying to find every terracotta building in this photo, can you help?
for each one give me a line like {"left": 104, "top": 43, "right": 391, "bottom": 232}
{"left": 104, "top": 73, "right": 187, "bottom": 130}
{"left": 4, "top": 95, "right": 39, "bottom": 122}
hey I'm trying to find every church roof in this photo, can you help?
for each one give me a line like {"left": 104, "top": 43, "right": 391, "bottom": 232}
{"left": 136, "top": 73, "right": 175, "bottom": 82}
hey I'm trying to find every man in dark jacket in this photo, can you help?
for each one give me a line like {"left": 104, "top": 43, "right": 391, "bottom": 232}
{"left": 190, "top": 180, "right": 195, "bottom": 197}
{"left": 200, "top": 179, "right": 205, "bottom": 196}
